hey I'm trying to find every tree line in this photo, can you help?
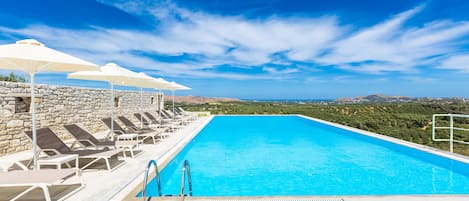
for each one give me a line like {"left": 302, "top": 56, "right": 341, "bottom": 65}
{"left": 0, "top": 72, "right": 26, "bottom": 82}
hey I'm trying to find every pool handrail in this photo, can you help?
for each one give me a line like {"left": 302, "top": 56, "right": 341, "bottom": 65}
{"left": 180, "top": 160, "right": 193, "bottom": 200}
{"left": 142, "top": 160, "right": 162, "bottom": 200}
{"left": 432, "top": 113, "right": 469, "bottom": 152}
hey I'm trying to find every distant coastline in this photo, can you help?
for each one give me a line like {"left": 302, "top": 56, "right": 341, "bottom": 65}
{"left": 241, "top": 99, "right": 333, "bottom": 103}
{"left": 173, "top": 94, "right": 469, "bottom": 104}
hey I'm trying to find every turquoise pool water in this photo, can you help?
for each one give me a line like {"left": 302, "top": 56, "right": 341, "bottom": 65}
{"left": 143, "top": 115, "right": 469, "bottom": 196}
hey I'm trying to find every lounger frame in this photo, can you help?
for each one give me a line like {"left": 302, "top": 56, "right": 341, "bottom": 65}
{"left": 0, "top": 169, "right": 83, "bottom": 201}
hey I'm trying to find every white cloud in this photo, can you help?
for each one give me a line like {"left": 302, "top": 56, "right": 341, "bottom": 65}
{"left": 438, "top": 55, "right": 469, "bottom": 72}
{"left": 400, "top": 76, "right": 437, "bottom": 82}
{"left": 262, "top": 67, "right": 299, "bottom": 74}
{"left": 317, "top": 5, "right": 469, "bottom": 74}
{"left": 303, "top": 75, "right": 354, "bottom": 83}
{"left": 304, "top": 77, "right": 327, "bottom": 83}
{"left": 1, "top": 1, "right": 469, "bottom": 81}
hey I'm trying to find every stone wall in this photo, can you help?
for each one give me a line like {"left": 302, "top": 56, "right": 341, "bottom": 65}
{"left": 0, "top": 81, "right": 164, "bottom": 156}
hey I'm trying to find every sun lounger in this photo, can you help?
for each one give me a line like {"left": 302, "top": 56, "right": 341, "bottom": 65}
{"left": 144, "top": 112, "right": 182, "bottom": 131}
{"left": 132, "top": 113, "right": 172, "bottom": 131}
{"left": 118, "top": 116, "right": 167, "bottom": 141}
{"left": 176, "top": 106, "right": 186, "bottom": 114}
{"left": 0, "top": 159, "right": 29, "bottom": 172}
{"left": 172, "top": 108, "right": 195, "bottom": 120}
{"left": 175, "top": 108, "right": 187, "bottom": 117}
{"left": 101, "top": 118, "right": 161, "bottom": 144}
{"left": 64, "top": 124, "right": 116, "bottom": 149}
{"left": 176, "top": 107, "right": 198, "bottom": 120}
{"left": 163, "top": 109, "right": 186, "bottom": 120}
{"left": 24, "top": 128, "right": 123, "bottom": 171}
{"left": 150, "top": 110, "right": 172, "bottom": 122}
{"left": 117, "top": 116, "right": 155, "bottom": 133}
{"left": 162, "top": 110, "right": 191, "bottom": 124}
{"left": 160, "top": 110, "right": 188, "bottom": 125}
{"left": 0, "top": 169, "right": 83, "bottom": 201}
{"left": 134, "top": 113, "right": 172, "bottom": 130}
{"left": 64, "top": 124, "right": 140, "bottom": 158}
{"left": 160, "top": 110, "right": 174, "bottom": 119}
{"left": 174, "top": 107, "right": 189, "bottom": 116}
{"left": 118, "top": 116, "right": 167, "bottom": 140}
{"left": 134, "top": 113, "right": 152, "bottom": 126}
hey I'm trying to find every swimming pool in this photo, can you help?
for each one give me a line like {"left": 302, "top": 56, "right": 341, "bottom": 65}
{"left": 143, "top": 115, "right": 469, "bottom": 196}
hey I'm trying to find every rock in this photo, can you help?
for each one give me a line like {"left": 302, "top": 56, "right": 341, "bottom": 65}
{"left": 9, "top": 139, "right": 20, "bottom": 146}
{"left": 0, "top": 109, "right": 13, "bottom": 118}
{"left": 6, "top": 120, "right": 23, "bottom": 128}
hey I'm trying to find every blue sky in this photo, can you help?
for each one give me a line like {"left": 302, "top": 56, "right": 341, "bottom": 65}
{"left": 1, "top": 0, "right": 469, "bottom": 99}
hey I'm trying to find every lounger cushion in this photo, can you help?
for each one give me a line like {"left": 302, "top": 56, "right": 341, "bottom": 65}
{"left": 0, "top": 169, "right": 76, "bottom": 185}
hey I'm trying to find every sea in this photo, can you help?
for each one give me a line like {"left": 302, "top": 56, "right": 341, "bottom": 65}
{"left": 241, "top": 99, "right": 333, "bottom": 104}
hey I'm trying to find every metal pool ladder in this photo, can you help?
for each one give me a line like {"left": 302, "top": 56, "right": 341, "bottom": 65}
{"left": 142, "top": 160, "right": 161, "bottom": 201}
{"left": 141, "top": 160, "right": 192, "bottom": 201}
{"left": 180, "top": 160, "right": 193, "bottom": 200}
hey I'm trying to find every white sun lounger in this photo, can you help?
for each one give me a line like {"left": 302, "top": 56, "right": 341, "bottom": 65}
{"left": 0, "top": 169, "right": 83, "bottom": 201}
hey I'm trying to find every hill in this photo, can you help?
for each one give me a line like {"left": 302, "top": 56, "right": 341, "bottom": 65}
{"left": 168, "top": 95, "right": 241, "bottom": 104}
{"left": 335, "top": 94, "right": 468, "bottom": 104}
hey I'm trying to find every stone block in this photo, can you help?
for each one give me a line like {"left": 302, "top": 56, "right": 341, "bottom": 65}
{"left": 36, "top": 114, "right": 45, "bottom": 120}
{"left": 0, "top": 141, "right": 8, "bottom": 147}
{"left": 6, "top": 120, "right": 23, "bottom": 128}
{"left": 55, "top": 105, "right": 64, "bottom": 111}
{"left": 40, "top": 120, "right": 50, "bottom": 126}
{"left": 0, "top": 135, "right": 11, "bottom": 140}
{"left": 10, "top": 139, "right": 20, "bottom": 146}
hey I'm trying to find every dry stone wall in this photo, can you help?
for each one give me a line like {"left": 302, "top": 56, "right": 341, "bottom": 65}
{"left": 0, "top": 81, "right": 164, "bottom": 156}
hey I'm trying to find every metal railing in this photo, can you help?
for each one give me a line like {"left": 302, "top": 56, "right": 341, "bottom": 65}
{"left": 432, "top": 114, "right": 469, "bottom": 152}
{"left": 142, "top": 160, "right": 161, "bottom": 201}
{"left": 180, "top": 160, "right": 193, "bottom": 201}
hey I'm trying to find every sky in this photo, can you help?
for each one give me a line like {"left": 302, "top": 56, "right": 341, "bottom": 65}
{"left": 1, "top": 0, "right": 469, "bottom": 99}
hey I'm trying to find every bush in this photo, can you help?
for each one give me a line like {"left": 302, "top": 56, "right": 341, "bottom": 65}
{"left": 0, "top": 72, "right": 26, "bottom": 82}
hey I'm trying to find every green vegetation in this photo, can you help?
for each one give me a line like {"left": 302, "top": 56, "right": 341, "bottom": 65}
{"left": 178, "top": 101, "right": 469, "bottom": 155}
{"left": 0, "top": 73, "right": 26, "bottom": 82}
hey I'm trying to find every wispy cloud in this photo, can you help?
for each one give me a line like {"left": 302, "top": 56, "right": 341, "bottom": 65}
{"left": 400, "top": 76, "right": 437, "bottom": 82}
{"left": 262, "top": 67, "right": 299, "bottom": 74}
{"left": 318, "top": 5, "right": 469, "bottom": 74}
{"left": 1, "top": 1, "right": 469, "bottom": 82}
{"left": 303, "top": 75, "right": 355, "bottom": 84}
{"left": 438, "top": 55, "right": 469, "bottom": 72}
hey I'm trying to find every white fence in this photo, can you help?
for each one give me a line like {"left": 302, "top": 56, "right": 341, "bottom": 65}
{"left": 432, "top": 114, "right": 469, "bottom": 153}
